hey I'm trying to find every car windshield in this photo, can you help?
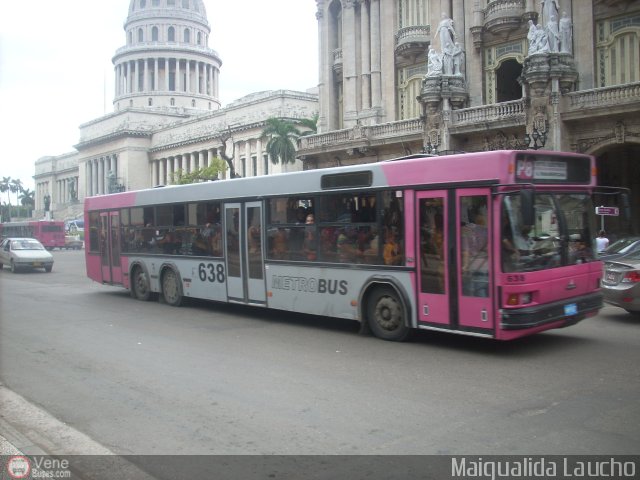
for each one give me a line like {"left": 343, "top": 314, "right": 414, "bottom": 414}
{"left": 604, "top": 237, "right": 640, "bottom": 254}
{"left": 619, "top": 250, "right": 640, "bottom": 262}
{"left": 11, "top": 240, "right": 45, "bottom": 250}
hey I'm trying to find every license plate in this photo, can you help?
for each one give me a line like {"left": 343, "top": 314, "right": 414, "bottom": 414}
{"left": 605, "top": 272, "right": 617, "bottom": 283}
{"left": 33, "top": 262, "right": 42, "bottom": 267}
{"left": 564, "top": 303, "right": 577, "bottom": 316}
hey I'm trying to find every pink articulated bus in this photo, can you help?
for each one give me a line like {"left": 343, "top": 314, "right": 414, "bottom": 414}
{"left": 85, "top": 150, "right": 610, "bottom": 341}
{"left": 0, "top": 220, "right": 65, "bottom": 250}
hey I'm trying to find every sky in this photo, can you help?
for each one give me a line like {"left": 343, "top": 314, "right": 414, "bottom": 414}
{"left": 0, "top": 0, "right": 319, "bottom": 193}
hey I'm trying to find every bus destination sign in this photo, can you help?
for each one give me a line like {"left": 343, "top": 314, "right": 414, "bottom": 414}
{"left": 516, "top": 158, "right": 568, "bottom": 181}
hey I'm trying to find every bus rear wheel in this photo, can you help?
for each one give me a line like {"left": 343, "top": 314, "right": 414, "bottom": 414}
{"left": 161, "top": 268, "right": 183, "bottom": 307}
{"left": 367, "top": 286, "right": 411, "bottom": 341}
{"left": 131, "top": 266, "right": 152, "bottom": 301}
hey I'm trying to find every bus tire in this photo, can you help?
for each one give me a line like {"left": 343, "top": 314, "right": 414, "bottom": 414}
{"left": 161, "top": 268, "right": 183, "bottom": 307}
{"left": 366, "top": 286, "right": 411, "bottom": 342}
{"left": 131, "top": 266, "right": 152, "bottom": 301}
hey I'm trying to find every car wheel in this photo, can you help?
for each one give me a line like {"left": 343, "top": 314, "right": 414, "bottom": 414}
{"left": 10, "top": 261, "right": 18, "bottom": 274}
{"left": 45, "top": 265, "right": 53, "bottom": 273}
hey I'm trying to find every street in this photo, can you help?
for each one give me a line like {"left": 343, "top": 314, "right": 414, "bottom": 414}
{"left": 1, "top": 249, "right": 639, "bottom": 457}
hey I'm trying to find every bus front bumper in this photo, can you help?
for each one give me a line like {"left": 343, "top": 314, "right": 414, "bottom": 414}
{"left": 501, "top": 292, "right": 603, "bottom": 330}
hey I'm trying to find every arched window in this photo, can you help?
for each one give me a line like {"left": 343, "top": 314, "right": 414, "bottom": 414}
{"left": 184, "top": 29, "right": 191, "bottom": 43}
{"left": 197, "top": 32, "right": 202, "bottom": 45}
{"left": 496, "top": 59, "right": 522, "bottom": 103}
{"left": 168, "top": 26, "right": 175, "bottom": 42}
{"left": 484, "top": 41, "right": 525, "bottom": 104}
{"left": 152, "top": 26, "right": 159, "bottom": 41}
{"left": 138, "top": 28, "right": 144, "bottom": 43}
{"left": 597, "top": 13, "right": 640, "bottom": 87}
{"left": 397, "top": 64, "right": 426, "bottom": 120}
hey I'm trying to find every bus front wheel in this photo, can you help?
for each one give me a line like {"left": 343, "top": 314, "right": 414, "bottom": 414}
{"left": 131, "top": 266, "right": 152, "bottom": 301}
{"left": 367, "top": 286, "right": 411, "bottom": 342}
{"left": 161, "top": 268, "right": 183, "bottom": 307}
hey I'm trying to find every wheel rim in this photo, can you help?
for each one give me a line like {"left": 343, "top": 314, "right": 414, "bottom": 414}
{"left": 374, "top": 294, "right": 402, "bottom": 332}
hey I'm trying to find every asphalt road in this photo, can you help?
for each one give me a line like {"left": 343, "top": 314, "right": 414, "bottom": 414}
{"left": 1, "top": 249, "right": 639, "bottom": 457}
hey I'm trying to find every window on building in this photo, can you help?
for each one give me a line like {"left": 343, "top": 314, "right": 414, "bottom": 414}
{"left": 152, "top": 26, "right": 159, "bottom": 41}
{"left": 496, "top": 59, "right": 522, "bottom": 103}
{"left": 197, "top": 32, "right": 202, "bottom": 45}
{"left": 484, "top": 41, "right": 525, "bottom": 104}
{"left": 184, "top": 29, "right": 190, "bottom": 43}
{"left": 597, "top": 13, "right": 640, "bottom": 87}
{"left": 168, "top": 26, "right": 175, "bottom": 42}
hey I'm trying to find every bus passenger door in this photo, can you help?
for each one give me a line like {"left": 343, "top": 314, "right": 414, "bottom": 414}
{"left": 224, "top": 202, "right": 266, "bottom": 305}
{"left": 456, "top": 189, "right": 493, "bottom": 331}
{"left": 416, "top": 191, "right": 450, "bottom": 326}
{"left": 99, "top": 211, "right": 122, "bottom": 284}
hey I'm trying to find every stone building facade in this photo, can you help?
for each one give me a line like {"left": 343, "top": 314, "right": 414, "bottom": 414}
{"left": 298, "top": 0, "right": 640, "bottom": 233}
{"left": 33, "top": 0, "right": 318, "bottom": 220}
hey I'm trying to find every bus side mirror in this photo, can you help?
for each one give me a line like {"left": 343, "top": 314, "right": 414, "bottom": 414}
{"left": 520, "top": 189, "right": 535, "bottom": 226}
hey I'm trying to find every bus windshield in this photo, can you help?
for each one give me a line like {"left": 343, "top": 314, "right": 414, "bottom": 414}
{"left": 502, "top": 193, "right": 596, "bottom": 272}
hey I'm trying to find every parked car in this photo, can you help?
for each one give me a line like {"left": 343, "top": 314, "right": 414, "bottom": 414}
{"left": 602, "top": 250, "right": 640, "bottom": 316}
{"left": 64, "top": 235, "right": 84, "bottom": 250}
{"left": 599, "top": 236, "right": 640, "bottom": 261}
{"left": 0, "top": 237, "right": 54, "bottom": 273}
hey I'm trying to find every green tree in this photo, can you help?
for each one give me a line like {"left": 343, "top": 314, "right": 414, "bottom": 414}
{"left": 171, "top": 157, "right": 227, "bottom": 185}
{"left": 19, "top": 188, "right": 35, "bottom": 207}
{"left": 10, "top": 178, "right": 23, "bottom": 207}
{"left": 298, "top": 113, "right": 319, "bottom": 136}
{"left": 0, "top": 176, "right": 11, "bottom": 207}
{"left": 262, "top": 117, "right": 302, "bottom": 165}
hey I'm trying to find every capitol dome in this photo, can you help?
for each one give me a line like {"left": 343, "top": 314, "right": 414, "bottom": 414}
{"left": 112, "top": 0, "right": 222, "bottom": 112}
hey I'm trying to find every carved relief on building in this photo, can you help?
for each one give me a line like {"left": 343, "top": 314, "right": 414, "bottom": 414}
{"left": 572, "top": 121, "right": 640, "bottom": 153}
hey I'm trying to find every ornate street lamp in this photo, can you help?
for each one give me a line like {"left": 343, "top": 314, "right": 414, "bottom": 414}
{"left": 523, "top": 124, "right": 547, "bottom": 150}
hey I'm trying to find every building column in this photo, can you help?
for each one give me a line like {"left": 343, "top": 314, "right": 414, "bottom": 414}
{"left": 159, "top": 158, "right": 166, "bottom": 186}
{"left": 176, "top": 59, "right": 181, "bottom": 92}
{"left": 151, "top": 160, "right": 158, "bottom": 187}
{"left": 342, "top": 0, "right": 358, "bottom": 126}
{"left": 256, "top": 138, "right": 263, "bottom": 176}
{"left": 360, "top": 0, "right": 371, "bottom": 112}
{"left": 370, "top": 0, "right": 382, "bottom": 111}
{"left": 185, "top": 59, "right": 191, "bottom": 93}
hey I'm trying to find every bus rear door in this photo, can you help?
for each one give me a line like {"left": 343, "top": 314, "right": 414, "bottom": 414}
{"left": 99, "top": 211, "right": 122, "bottom": 284}
{"left": 416, "top": 191, "right": 450, "bottom": 326}
{"left": 224, "top": 202, "right": 266, "bottom": 305}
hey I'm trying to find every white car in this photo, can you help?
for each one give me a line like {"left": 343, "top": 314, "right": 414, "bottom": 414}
{"left": 0, "top": 237, "right": 54, "bottom": 273}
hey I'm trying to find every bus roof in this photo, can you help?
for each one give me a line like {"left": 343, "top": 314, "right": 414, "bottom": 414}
{"left": 85, "top": 150, "right": 594, "bottom": 210}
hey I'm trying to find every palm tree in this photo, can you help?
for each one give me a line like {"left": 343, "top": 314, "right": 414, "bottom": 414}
{"left": 10, "top": 178, "right": 23, "bottom": 207}
{"left": 298, "top": 113, "right": 319, "bottom": 136}
{"left": 262, "top": 117, "right": 301, "bottom": 165}
{"left": 19, "top": 188, "right": 35, "bottom": 207}
{"left": 0, "top": 176, "right": 11, "bottom": 207}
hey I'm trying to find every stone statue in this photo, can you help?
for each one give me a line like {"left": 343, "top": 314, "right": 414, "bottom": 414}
{"left": 435, "top": 13, "right": 456, "bottom": 57}
{"left": 528, "top": 22, "right": 550, "bottom": 55}
{"left": 426, "top": 46, "right": 443, "bottom": 76}
{"left": 541, "top": 0, "right": 559, "bottom": 28}
{"left": 559, "top": 12, "right": 573, "bottom": 54}
{"left": 69, "top": 179, "right": 77, "bottom": 201}
{"left": 452, "top": 42, "right": 465, "bottom": 77}
{"left": 546, "top": 14, "right": 560, "bottom": 52}
{"left": 44, "top": 194, "right": 51, "bottom": 212}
